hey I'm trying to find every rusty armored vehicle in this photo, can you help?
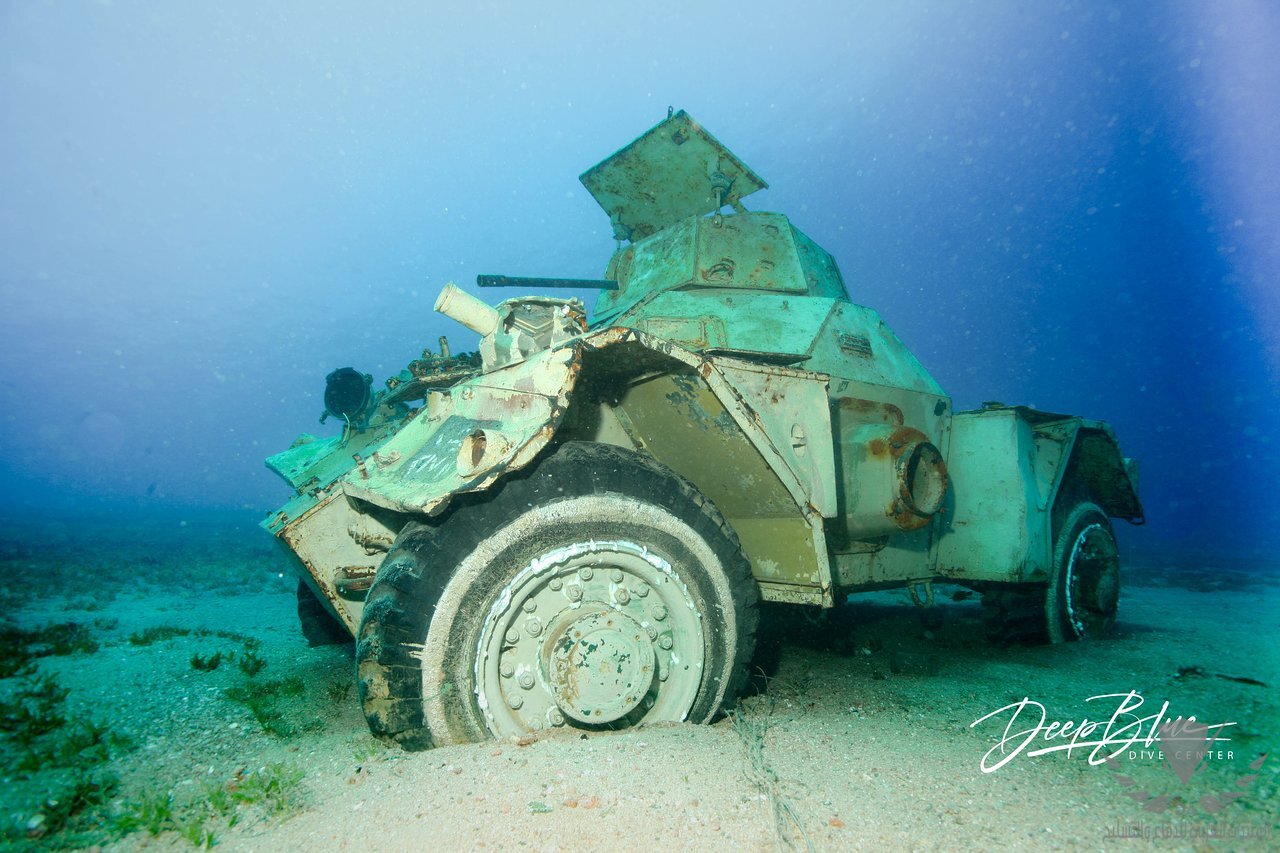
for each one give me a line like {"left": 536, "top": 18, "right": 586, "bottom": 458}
{"left": 263, "top": 111, "right": 1144, "bottom": 749}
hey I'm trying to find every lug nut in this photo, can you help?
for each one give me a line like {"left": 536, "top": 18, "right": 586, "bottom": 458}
{"left": 549, "top": 577, "right": 563, "bottom": 591}
{"left": 518, "top": 672, "right": 535, "bottom": 690}
{"left": 635, "top": 584, "right": 649, "bottom": 598}
{"left": 658, "top": 667, "right": 668, "bottom": 682}
{"left": 509, "top": 694, "right": 523, "bottom": 710}
{"left": 578, "top": 567, "right": 594, "bottom": 581}
{"left": 522, "top": 599, "right": 537, "bottom": 613}
{"left": 500, "top": 661, "right": 514, "bottom": 678}
{"left": 504, "top": 628, "right": 520, "bottom": 644}
{"left": 547, "top": 708, "right": 565, "bottom": 727}
{"left": 614, "top": 588, "right": 631, "bottom": 605}
{"left": 652, "top": 605, "right": 667, "bottom": 621}
{"left": 525, "top": 617, "right": 542, "bottom": 637}
{"left": 611, "top": 569, "right": 624, "bottom": 583}
{"left": 658, "top": 635, "right": 673, "bottom": 650}
{"left": 646, "top": 624, "right": 658, "bottom": 640}
{"left": 566, "top": 585, "right": 583, "bottom": 602}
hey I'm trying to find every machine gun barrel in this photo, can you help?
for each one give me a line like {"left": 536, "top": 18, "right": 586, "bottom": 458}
{"left": 477, "top": 275, "right": 618, "bottom": 290}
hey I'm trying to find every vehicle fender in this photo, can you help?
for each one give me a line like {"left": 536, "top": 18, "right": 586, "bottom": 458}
{"left": 340, "top": 344, "right": 581, "bottom": 515}
{"left": 1043, "top": 419, "right": 1144, "bottom": 525}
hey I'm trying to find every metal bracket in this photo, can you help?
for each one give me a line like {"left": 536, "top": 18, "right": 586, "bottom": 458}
{"left": 908, "top": 580, "right": 935, "bottom": 608}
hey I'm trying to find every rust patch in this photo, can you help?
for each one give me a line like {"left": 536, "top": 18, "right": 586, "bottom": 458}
{"left": 371, "top": 450, "right": 401, "bottom": 467}
{"left": 467, "top": 430, "right": 487, "bottom": 468}
{"left": 334, "top": 564, "right": 377, "bottom": 598}
{"left": 888, "top": 426, "right": 928, "bottom": 457}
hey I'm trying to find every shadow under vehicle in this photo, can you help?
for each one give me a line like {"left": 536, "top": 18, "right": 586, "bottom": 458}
{"left": 263, "top": 111, "right": 1144, "bottom": 748}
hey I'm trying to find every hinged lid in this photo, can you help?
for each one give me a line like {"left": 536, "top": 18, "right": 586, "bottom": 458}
{"left": 579, "top": 110, "right": 768, "bottom": 242}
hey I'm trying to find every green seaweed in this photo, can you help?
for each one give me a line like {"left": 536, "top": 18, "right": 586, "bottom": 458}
{"left": 190, "top": 651, "right": 224, "bottom": 672}
{"left": 0, "top": 673, "right": 69, "bottom": 747}
{"left": 236, "top": 648, "right": 266, "bottom": 677}
{"left": 0, "top": 621, "right": 98, "bottom": 678}
{"left": 223, "top": 676, "right": 313, "bottom": 738}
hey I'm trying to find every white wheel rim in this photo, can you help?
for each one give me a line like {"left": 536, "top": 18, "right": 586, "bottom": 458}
{"left": 1064, "top": 522, "right": 1119, "bottom": 638}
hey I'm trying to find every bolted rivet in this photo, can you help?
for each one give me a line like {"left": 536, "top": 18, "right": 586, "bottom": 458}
{"left": 504, "top": 628, "right": 520, "bottom": 645}
{"left": 635, "top": 584, "right": 649, "bottom": 598}
{"left": 578, "top": 567, "right": 594, "bottom": 581}
{"left": 509, "top": 694, "right": 523, "bottom": 709}
{"left": 646, "top": 624, "right": 658, "bottom": 640}
{"left": 658, "top": 667, "right": 668, "bottom": 682}
{"left": 614, "top": 588, "right": 630, "bottom": 605}
{"left": 525, "top": 617, "right": 542, "bottom": 637}
{"left": 547, "top": 708, "right": 565, "bottom": 727}
{"left": 566, "top": 585, "right": 583, "bottom": 602}
{"left": 522, "top": 599, "right": 537, "bottom": 613}
{"left": 611, "top": 569, "right": 624, "bottom": 583}
{"left": 652, "top": 605, "right": 667, "bottom": 621}
{"left": 518, "top": 672, "right": 535, "bottom": 690}
{"left": 658, "top": 635, "right": 673, "bottom": 650}
{"left": 500, "top": 661, "right": 514, "bottom": 678}
{"left": 548, "top": 577, "right": 563, "bottom": 591}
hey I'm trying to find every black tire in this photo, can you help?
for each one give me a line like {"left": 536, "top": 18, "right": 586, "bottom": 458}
{"left": 296, "top": 580, "right": 352, "bottom": 647}
{"left": 356, "top": 441, "right": 759, "bottom": 749}
{"left": 982, "top": 498, "right": 1120, "bottom": 645}
{"left": 1046, "top": 501, "right": 1120, "bottom": 643}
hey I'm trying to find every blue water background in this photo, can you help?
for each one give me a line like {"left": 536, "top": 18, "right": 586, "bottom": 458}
{"left": 1, "top": 2, "right": 1276, "bottom": 561}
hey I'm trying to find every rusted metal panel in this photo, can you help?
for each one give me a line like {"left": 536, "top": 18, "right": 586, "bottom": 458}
{"left": 625, "top": 290, "right": 833, "bottom": 359}
{"left": 604, "top": 359, "right": 830, "bottom": 605}
{"left": 279, "top": 492, "right": 397, "bottom": 634}
{"left": 805, "top": 301, "right": 947, "bottom": 397}
{"left": 580, "top": 109, "right": 767, "bottom": 243}
{"left": 932, "top": 408, "right": 1042, "bottom": 584}
{"left": 595, "top": 212, "right": 847, "bottom": 326}
{"left": 264, "top": 415, "right": 405, "bottom": 497}
{"left": 694, "top": 213, "right": 808, "bottom": 293}
{"left": 341, "top": 345, "right": 579, "bottom": 515}
{"left": 707, "top": 360, "right": 838, "bottom": 518}
{"left": 832, "top": 527, "right": 942, "bottom": 588}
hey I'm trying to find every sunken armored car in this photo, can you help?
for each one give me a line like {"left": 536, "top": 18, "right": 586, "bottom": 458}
{"left": 263, "top": 111, "right": 1143, "bottom": 749}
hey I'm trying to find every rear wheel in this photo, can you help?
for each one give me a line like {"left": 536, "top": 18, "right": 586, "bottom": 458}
{"left": 357, "top": 441, "right": 759, "bottom": 749}
{"left": 982, "top": 498, "right": 1120, "bottom": 644}
{"left": 1046, "top": 501, "right": 1120, "bottom": 642}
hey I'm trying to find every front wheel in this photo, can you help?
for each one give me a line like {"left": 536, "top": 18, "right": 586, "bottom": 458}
{"left": 356, "top": 441, "right": 759, "bottom": 748}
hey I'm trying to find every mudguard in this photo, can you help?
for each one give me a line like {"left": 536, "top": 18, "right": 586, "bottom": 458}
{"left": 341, "top": 344, "right": 581, "bottom": 514}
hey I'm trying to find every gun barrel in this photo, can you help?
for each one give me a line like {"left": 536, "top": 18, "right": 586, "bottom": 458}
{"left": 435, "top": 283, "right": 500, "bottom": 337}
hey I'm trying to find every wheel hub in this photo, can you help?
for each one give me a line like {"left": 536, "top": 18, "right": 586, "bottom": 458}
{"left": 474, "top": 539, "right": 705, "bottom": 738}
{"left": 546, "top": 609, "right": 655, "bottom": 724}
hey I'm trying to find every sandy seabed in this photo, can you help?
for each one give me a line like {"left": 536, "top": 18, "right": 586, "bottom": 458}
{"left": 1, "top": 514, "right": 1276, "bottom": 851}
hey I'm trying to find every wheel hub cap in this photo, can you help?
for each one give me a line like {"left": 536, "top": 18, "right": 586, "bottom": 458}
{"left": 474, "top": 539, "right": 705, "bottom": 738}
{"left": 547, "top": 609, "right": 655, "bottom": 724}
